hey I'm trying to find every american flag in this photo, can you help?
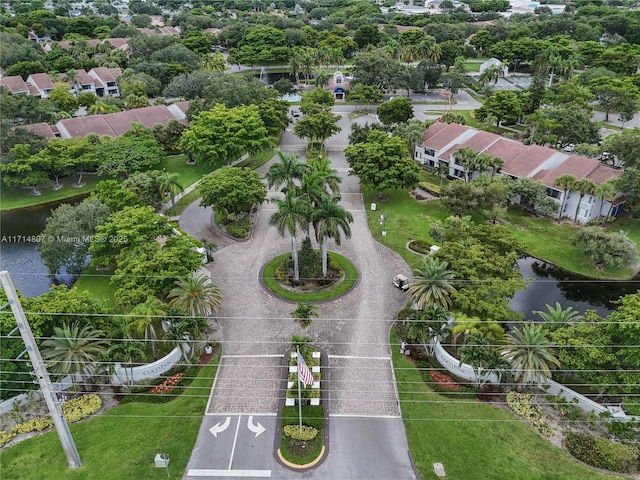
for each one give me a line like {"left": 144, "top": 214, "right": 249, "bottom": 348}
{"left": 297, "top": 351, "right": 314, "bottom": 386}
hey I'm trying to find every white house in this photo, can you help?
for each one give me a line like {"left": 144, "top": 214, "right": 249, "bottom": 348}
{"left": 415, "top": 122, "right": 625, "bottom": 223}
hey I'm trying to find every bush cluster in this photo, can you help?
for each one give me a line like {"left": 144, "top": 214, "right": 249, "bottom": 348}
{"left": 283, "top": 424, "right": 318, "bottom": 441}
{"left": 119, "top": 365, "right": 199, "bottom": 404}
{"left": 225, "top": 218, "right": 250, "bottom": 238}
{"left": 415, "top": 360, "right": 477, "bottom": 398}
{"left": 418, "top": 181, "right": 441, "bottom": 195}
{"left": 281, "top": 405, "right": 325, "bottom": 430}
{"left": 506, "top": 392, "right": 553, "bottom": 437}
{"left": 408, "top": 240, "right": 431, "bottom": 254}
{"left": 0, "top": 394, "right": 102, "bottom": 447}
{"left": 565, "top": 432, "right": 639, "bottom": 473}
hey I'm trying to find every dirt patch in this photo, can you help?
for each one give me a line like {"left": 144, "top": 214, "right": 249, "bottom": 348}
{"left": 409, "top": 188, "right": 438, "bottom": 202}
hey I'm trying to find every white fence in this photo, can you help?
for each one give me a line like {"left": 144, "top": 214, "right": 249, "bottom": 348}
{"left": 431, "top": 338, "right": 637, "bottom": 422}
{"left": 1, "top": 346, "right": 186, "bottom": 415}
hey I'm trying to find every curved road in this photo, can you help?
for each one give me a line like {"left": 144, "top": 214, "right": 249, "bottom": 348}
{"left": 181, "top": 111, "right": 417, "bottom": 479}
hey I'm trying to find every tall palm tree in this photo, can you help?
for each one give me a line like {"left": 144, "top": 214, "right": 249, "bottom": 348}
{"left": 534, "top": 302, "right": 584, "bottom": 332}
{"left": 166, "top": 320, "right": 191, "bottom": 361}
{"left": 312, "top": 194, "right": 354, "bottom": 276}
{"left": 129, "top": 296, "right": 166, "bottom": 360}
{"left": 306, "top": 155, "right": 341, "bottom": 194}
{"left": 157, "top": 171, "right": 184, "bottom": 208}
{"left": 265, "top": 150, "right": 309, "bottom": 193}
{"left": 269, "top": 190, "right": 310, "bottom": 283}
{"left": 407, "top": 256, "right": 457, "bottom": 310}
{"left": 406, "top": 305, "right": 450, "bottom": 354}
{"left": 502, "top": 323, "right": 560, "bottom": 387}
{"left": 41, "top": 322, "right": 109, "bottom": 389}
{"left": 453, "top": 146, "right": 479, "bottom": 183}
{"left": 572, "top": 178, "right": 596, "bottom": 225}
{"left": 459, "top": 331, "right": 510, "bottom": 387}
{"left": 168, "top": 273, "right": 223, "bottom": 318}
{"left": 108, "top": 339, "right": 146, "bottom": 386}
{"left": 595, "top": 180, "right": 618, "bottom": 225}
{"left": 553, "top": 174, "right": 576, "bottom": 222}
{"left": 292, "top": 302, "right": 319, "bottom": 328}
{"left": 435, "top": 162, "right": 449, "bottom": 188}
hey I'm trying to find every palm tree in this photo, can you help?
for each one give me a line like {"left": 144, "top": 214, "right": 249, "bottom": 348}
{"left": 502, "top": 323, "right": 560, "bottom": 387}
{"left": 453, "top": 146, "right": 479, "bottom": 183}
{"left": 265, "top": 150, "right": 309, "bottom": 193}
{"left": 41, "top": 322, "right": 109, "bottom": 390}
{"left": 269, "top": 190, "right": 310, "bottom": 283}
{"left": 166, "top": 320, "right": 191, "bottom": 361}
{"left": 553, "top": 174, "right": 576, "bottom": 222}
{"left": 129, "top": 296, "right": 166, "bottom": 360}
{"left": 200, "top": 238, "right": 217, "bottom": 263}
{"left": 157, "top": 171, "right": 184, "bottom": 208}
{"left": 435, "top": 162, "right": 449, "bottom": 189}
{"left": 292, "top": 302, "right": 319, "bottom": 328}
{"left": 595, "top": 180, "right": 618, "bottom": 225}
{"left": 478, "top": 64, "right": 504, "bottom": 88}
{"left": 459, "top": 331, "right": 510, "bottom": 387}
{"left": 407, "top": 256, "right": 457, "bottom": 310}
{"left": 534, "top": 302, "right": 584, "bottom": 332}
{"left": 306, "top": 155, "right": 341, "bottom": 194}
{"left": 168, "top": 273, "right": 223, "bottom": 318}
{"left": 406, "top": 305, "right": 450, "bottom": 354}
{"left": 312, "top": 194, "right": 354, "bottom": 276}
{"left": 572, "top": 179, "right": 596, "bottom": 225}
{"left": 108, "top": 339, "right": 146, "bottom": 386}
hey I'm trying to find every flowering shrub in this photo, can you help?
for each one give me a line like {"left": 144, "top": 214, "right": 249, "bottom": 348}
{"left": 149, "top": 372, "right": 184, "bottom": 394}
{"left": 0, "top": 394, "right": 102, "bottom": 447}
{"left": 565, "top": 432, "right": 638, "bottom": 473}
{"left": 507, "top": 392, "right": 553, "bottom": 437}
{"left": 284, "top": 425, "right": 318, "bottom": 441}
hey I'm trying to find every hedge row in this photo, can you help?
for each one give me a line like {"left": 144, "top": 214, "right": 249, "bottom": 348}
{"left": 565, "top": 432, "right": 639, "bottom": 473}
{"left": 0, "top": 394, "right": 102, "bottom": 447}
{"left": 418, "top": 181, "right": 441, "bottom": 195}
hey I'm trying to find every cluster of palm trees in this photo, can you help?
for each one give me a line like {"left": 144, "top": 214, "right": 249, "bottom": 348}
{"left": 289, "top": 46, "right": 345, "bottom": 86}
{"left": 553, "top": 173, "right": 618, "bottom": 225}
{"left": 402, "top": 255, "right": 564, "bottom": 390}
{"left": 452, "top": 146, "right": 505, "bottom": 183}
{"left": 41, "top": 273, "right": 222, "bottom": 390}
{"left": 267, "top": 150, "right": 353, "bottom": 283}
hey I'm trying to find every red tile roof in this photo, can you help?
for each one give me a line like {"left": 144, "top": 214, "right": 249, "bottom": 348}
{"left": 502, "top": 144, "right": 554, "bottom": 178}
{"left": 586, "top": 163, "right": 622, "bottom": 184}
{"left": 483, "top": 138, "right": 528, "bottom": 162}
{"left": 0, "top": 75, "right": 30, "bottom": 94}
{"left": 89, "top": 67, "right": 122, "bottom": 84}
{"left": 422, "top": 122, "right": 470, "bottom": 150}
{"left": 21, "top": 122, "right": 59, "bottom": 139}
{"left": 27, "top": 73, "right": 54, "bottom": 91}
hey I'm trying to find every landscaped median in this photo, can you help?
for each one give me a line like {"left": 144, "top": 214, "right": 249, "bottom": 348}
{"left": 275, "top": 340, "right": 328, "bottom": 470}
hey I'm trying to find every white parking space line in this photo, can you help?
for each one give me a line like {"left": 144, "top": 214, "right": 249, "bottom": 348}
{"left": 186, "top": 469, "right": 271, "bottom": 477}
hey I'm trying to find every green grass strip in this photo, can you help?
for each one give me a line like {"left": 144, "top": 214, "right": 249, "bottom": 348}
{"left": 391, "top": 330, "right": 626, "bottom": 479}
{"left": 262, "top": 252, "right": 358, "bottom": 302}
{"left": 0, "top": 354, "right": 220, "bottom": 480}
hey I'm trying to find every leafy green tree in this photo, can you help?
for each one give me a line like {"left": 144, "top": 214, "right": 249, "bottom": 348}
{"left": 168, "top": 274, "right": 223, "bottom": 318}
{"left": 351, "top": 47, "right": 405, "bottom": 91}
{"left": 502, "top": 323, "right": 560, "bottom": 387}
{"left": 347, "top": 83, "right": 383, "bottom": 110}
{"left": 440, "top": 181, "right": 485, "bottom": 217}
{"left": 97, "top": 126, "right": 163, "bottom": 177}
{"left": 37, "top": 197, "right": 110, "bottom": 277}
{"left": 198, "top": 166, "right": 266, "bottom": 216}
{"left": 0, "top": 143, "right": 51, "bottom": 192}
{"left": 41, "top": 322, "right": 109, "bottom": 389}
{"left": 201, "top": 73, "right": 276, "bottom": 109}
{"left": 512, "top": 177, "right": 559, "bottom": 217}
{"left": 122, "top": 170, "right": 164, "bottom": 209}
{"left": 475, "top": 91, "right": 522, "bottom": 130}
{"left": 269, "top": 190, "right": 310, "bottom": 283}
{"left": 345, "top": 129, "right": 420, "bottom": 197}
{"left": 294, "top": 110, "right": 342, "bottom": 148}
{"left": 300, "top": 88, "right": 335, "bottom": 114}
{"left": 572, "top": 227, "right": 638, "bottom": 269}
{"left": 312, "top": 194, "right": 353, "bottom": 276}
{"left": 605, "top": 292, "right": 640, "bottom": 392}
{"left": 93, "top": 179, "right": 142, "bottom": 211}
{"left": 48, "top": 82, "right": 79, "bottom": 114}
{"left": 376, "top": 96, "right": 414, "bottom": 126}
{"left": 544, "top": 106, "right": 601, "bottom": 148}
{"left": 180, "top": 104, "right": 271, "bottom": 166}
{"left": 292, "top": 303, "right": 319, "bottom": 329}
{"left": 588, "top": 77, "right": 640, "bottom": 122}
{"left": 407, "top": 256, "right": 456, "bottom": 310}
{"left": 601, "top": 128, "right": 640, "bottom": 168}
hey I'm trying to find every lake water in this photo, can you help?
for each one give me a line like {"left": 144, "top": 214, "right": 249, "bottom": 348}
{"left": 0, "top": 196, "right": 87, "bottom": 297}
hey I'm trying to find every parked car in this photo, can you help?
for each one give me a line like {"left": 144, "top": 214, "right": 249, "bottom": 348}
{"left": 393, "top": 274, "right": 409, "bottom": 291}
{"left": 292, "top": 110, "right": 300, "bottom": 117}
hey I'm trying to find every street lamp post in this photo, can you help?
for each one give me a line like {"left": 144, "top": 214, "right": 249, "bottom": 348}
{"left": 379, "top": 212, "right": 388, "bottom": 236}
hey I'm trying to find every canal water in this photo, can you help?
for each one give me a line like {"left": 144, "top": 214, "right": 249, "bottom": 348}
{"left": 1, "top": 199, "right": 639, "bottom": 317}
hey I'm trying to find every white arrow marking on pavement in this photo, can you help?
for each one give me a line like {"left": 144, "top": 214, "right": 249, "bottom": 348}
{"left": 247, "top": 416, "right": 266, "bottom": 437}
{"left": 209, "top": 416, "right": 231, "bottom": 438}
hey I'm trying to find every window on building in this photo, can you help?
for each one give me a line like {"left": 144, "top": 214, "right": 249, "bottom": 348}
{"left": 425, "top": 148, "right": 435, "bottom": 157}
{"left": 546, "top": 188, "right": 561, "bottom": 199}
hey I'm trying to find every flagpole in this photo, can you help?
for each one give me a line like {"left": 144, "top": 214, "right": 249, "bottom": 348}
{"left": 297, "top": 349, "right": 303, "bottom": 434}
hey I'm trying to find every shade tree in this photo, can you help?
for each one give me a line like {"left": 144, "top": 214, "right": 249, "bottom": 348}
{"left": 198, "top": 166, "right": 267, "bottom": 216}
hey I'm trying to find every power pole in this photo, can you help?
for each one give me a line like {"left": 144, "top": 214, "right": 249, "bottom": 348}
{"left": 0, "top": 271, "right": 82, "bottom": 468}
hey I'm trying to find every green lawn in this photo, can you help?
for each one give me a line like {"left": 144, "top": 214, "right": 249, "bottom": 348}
{"left": 0, "top": 355, "right": 219, "bottom": 480}
{"left": 73, "top": 265, "right": 117, "bottom": 308}
{"left": 0, "top": 174, "right": 103, "bottom": 211}
{"left": 234, "top": 148, "right": 276, "bottom": 169}
{"left": 156, "top": 155, "right": 216, "bottom": 187}
{"left": 167, "top": 189, "right": 202, "bottom": 216}
{"left": 391, "top": 331, "right": 627, "bottom": 480}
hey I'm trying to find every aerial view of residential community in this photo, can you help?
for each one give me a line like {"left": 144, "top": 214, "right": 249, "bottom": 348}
{"left": 1, "top": 0, "right": 640, "bottom": 477}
